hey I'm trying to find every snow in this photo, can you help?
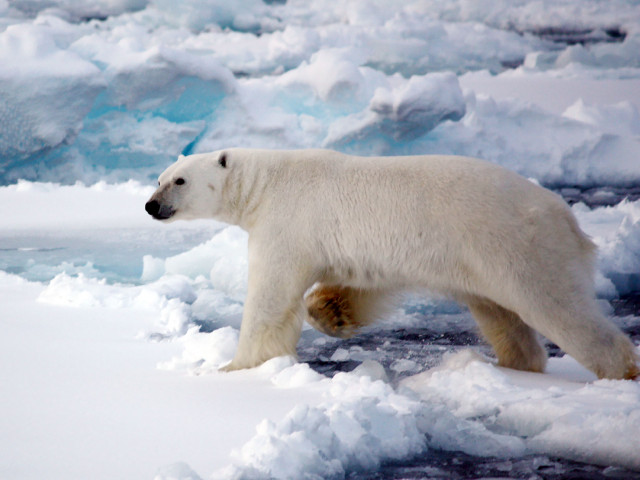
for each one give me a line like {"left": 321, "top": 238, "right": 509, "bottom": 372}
{"left": 403, "top": 351, "right": 640, "bottom": 470}
{"left": 0, "top": 271, "right": 326, "bottom": 480}
{"left": 2, "top": 1, "right": 640, "bottom": 479}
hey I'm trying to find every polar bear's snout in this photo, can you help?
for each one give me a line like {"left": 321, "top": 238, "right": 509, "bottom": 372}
{"left": 145, "top": 198, "right": 175, "bottom": 220}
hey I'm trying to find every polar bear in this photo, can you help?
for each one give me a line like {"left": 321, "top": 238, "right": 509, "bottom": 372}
{"left": 145, "top": 148, "right": 639, "bottom": 380}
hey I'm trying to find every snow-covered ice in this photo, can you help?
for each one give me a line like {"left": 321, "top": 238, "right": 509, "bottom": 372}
{"left": 2, "top": 1, "right": 640, "bottom": 479}
{"left": 2, "top": 0, "right": 640, "bottom": 185}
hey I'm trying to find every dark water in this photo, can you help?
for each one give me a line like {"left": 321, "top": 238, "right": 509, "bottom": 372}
{"left": 559, "top": 186, "right": 640, "bottom": 208}
{"left": 522, "top": 26, "right": 627, "bottom": 46}
{"left": 349, "top": 452, "right": 640, "bottom": 480}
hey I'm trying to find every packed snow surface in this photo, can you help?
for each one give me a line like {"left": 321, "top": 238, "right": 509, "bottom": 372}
{"left": 1, "top": 1, "right": 640, "bottom": 479}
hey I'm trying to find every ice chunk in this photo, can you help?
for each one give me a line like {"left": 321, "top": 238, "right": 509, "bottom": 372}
{"left": 325, "top": 72, "right": 465, "bottom": 148}
{"left": 563, "top": 99, "right": 640, "bottom": 136}
{"left": 149, "top": 226, "right": 248, "bottom": 302}
{"left": 277, "top": 48, "right": 366, "bottom": 102}
{"left": 390, "top": 358, "right": 419, "bottom": 374}
{"left": 152, "top": 0, "right": 270, "bottom": 32}
{"left": 37, "top": 272, "right": 130, "bottom": 308}
{"left": 330, "top": 348, "right": 350, "bottom": 362}
{"left": 431, "top": 92, "right": 640, "bottom": 187}
{"left": 270, "top": 362, "right": 326, "bottom": 388}
{"left": 72, "top": 35, "right": 235, "bottom": 114}
{"left": 0, "top": 18, "right": 238, "bottom": 182}
{"left": 352, "top": 359, "right": 389, "bottom": 382}
{"left": 574, "top": 199, "right": 640, "bottom": 295}
{"left": 190, "top": 25, "right": 321, "bottom": 76}
{"left": 146, "top": 274, "right": 198, "bottom": 304}
{"left": 141, "top": 255, "right": 166, "bottom": 283}
{"left": 0, "top": 22, "right": 104, "bottom": 159}
{"left": 555, "top": 44, "right": 598, "bottom": 68}
{"left": 156, "top": 298, "right": 192, "bottom": 336}
{"left": 158, "top": 326, "right": 239, "bottom": 375}
{"left": 220, "top": 373, "right": 428, "bottom": 479}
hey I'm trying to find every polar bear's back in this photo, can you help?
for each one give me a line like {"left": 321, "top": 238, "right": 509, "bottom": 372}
{"left": 232, "top": 149, "right": 591, "bottom": 299}
{"left": 250, "top": 149, "right": 565, "bottom": 240}
{"left": 248, "top": 148, "right": 549, "bottom": 209}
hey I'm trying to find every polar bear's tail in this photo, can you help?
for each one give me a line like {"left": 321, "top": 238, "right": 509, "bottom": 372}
{"left": 557, "top": 203, "right": 597, "bottom": 277}
{"left": 565, "top": 207, "right": 597, "bottom": 255}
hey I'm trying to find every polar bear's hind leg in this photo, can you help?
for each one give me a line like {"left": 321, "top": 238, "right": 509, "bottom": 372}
{"left": 465, "top": 296, "right": 548, "bottom": 373}
{"left": 518, "top": 297, "right": 640, "bottom": 380}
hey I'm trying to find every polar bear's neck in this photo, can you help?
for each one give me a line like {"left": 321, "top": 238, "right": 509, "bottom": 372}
{"left": 220, "top": 156, "right": 275, "bottom": 230}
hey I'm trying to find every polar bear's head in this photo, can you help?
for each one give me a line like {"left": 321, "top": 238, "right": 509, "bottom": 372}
{"left": 145, "top": 151, "right": 229, "bottom": 222}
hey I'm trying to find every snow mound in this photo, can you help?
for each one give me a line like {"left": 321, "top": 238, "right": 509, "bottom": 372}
{"left": 402, "top": 350, "right": 640, "bottom": 471}
{"left": 218, "top": 371, "right": 426, "bottom": 480}
{"left": 563, "top": 99, "right": 640, "bottom": 136}
{"left": 216, "top": 359, "right": 531, "bottom": 479}
{"left": 142, "top": 226, "right": 248, "bottom": 302}
{"left": 158, "top": 326, "right": 239, "bottom": 375}
{"left": 325, "top": 72, "right": 465, "bottom": 149}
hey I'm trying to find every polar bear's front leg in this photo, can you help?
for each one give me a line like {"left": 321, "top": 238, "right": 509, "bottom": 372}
{"left": 222, "top": 250, "right": 313, "bottom": 371}
{"left": 223, "top": 297, "right": 306, "bottom": 371}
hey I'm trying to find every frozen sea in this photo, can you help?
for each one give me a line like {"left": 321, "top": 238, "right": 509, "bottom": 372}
{"left": 1, "top": 1, "right": 640, "bottom": 479}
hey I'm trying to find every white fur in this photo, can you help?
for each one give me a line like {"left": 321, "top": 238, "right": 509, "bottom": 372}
{"left": 148, "top": 148, "right": 638, "bottom": 379}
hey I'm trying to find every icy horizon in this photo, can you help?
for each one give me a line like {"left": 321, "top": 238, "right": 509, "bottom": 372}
{"left": 2, "top": 0, "right": 640, "bottom": 187}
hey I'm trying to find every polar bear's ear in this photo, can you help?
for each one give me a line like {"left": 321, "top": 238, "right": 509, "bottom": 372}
{"left": 218, "top": 152, "right": 227, "bottom": 168}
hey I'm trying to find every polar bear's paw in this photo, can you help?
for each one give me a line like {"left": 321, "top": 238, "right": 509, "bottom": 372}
{"left": 306, "top": 286, "right": 362, "bottom": 339}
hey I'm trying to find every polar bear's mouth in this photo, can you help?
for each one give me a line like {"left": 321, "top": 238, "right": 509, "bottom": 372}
{"left": 145, "top": 200, "right": 175, "bottom": 220}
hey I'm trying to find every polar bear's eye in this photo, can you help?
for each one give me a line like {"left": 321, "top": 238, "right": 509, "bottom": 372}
{"left": 175, "top": 178, "right": 185, "bottom": 185}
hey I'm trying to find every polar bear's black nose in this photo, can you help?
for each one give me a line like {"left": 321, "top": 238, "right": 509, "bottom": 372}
{"left": 145, "top": 200, "right": 160, "bottom": 217}
{"left": 146, "top": 199, "right": 175, "bottom": 220}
